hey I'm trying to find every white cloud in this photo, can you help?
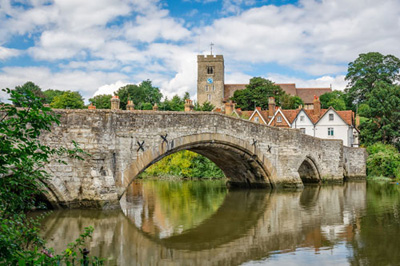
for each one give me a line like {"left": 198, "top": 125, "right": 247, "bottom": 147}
{"left": 93, "top": 81, "right": 128, "bottom": 96}
{"left": 1, "top": 0, "right": 400, "bottom": 104}
{"left": 0, "top": 66, "right": 129, "bottom": 101}
{"left": 0, "top": 46, "right": 21, "bottom": 60}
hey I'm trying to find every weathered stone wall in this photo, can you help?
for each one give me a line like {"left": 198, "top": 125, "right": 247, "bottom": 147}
{"left": 343, "top": 146, "right": 368, "bottom": 179}
{"left": 40, "top": 109, "right": 367, "bottom": 208}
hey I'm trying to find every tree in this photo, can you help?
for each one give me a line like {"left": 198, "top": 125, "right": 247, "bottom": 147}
{"left": 11, "top": 81, "right": 45, "bottom": 106}
{"left": 0, "top": 88, "right": 98, "bottom": 264}
{"left": 359, "top": 82, "right": 400, "bottom": 151}
{"left": 114, "top": 80, "right": 162, "bottom": 110}
{"left": 281, "top": 95, "right": 304, "bottom": 109}
{"left": 345, "top": 52, "right": 400, "bottom": 107}
{"left": 89, "top": 94, "right": 112, "bottom": 109}
{"left": 50, "top": 91, "right": 84, "bottom": 109}
{"left": 194, "top": 101, "right": 215, "bottom": 111}
{"left": 43, "top": 89, "right": 64, "bottom": 104}
{"left": 231, "top": 77, "right": 285, "bottom": 110}
{"left": 320, "top": 91, "right": 347, "bottom": 110}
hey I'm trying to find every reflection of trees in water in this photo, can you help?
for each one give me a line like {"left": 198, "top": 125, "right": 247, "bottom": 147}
{"left": 348, "top": 182, "right": 400, "bottom": 266}
{"left": 40, "top": 182, "right": 370, "bottom": 266}
{"left": 122, "top": 180, "right": 228, "bottom": 238}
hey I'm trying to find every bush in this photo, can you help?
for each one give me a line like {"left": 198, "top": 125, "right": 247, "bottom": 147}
{"left": 366, "top": 143, "right": 400, "bottom": 178}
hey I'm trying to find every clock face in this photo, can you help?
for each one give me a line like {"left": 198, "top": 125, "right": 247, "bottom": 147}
{"left": 207, "top": 78, "right": 214, "bottom": 84}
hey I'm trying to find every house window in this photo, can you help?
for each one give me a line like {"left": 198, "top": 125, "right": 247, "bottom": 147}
{"left": 277, "top": 116, "right": 282, "bottom": 122}
{"left": 254, "top": 117, "right": 259, "bottom": 123}
{"left": 329, "top": 113, "right": 334, "bottom": 121}
{"left": 300, "top": 116, "right": 304, "bottom": 122}
{"left": 300, "top": 128, "right": 306, "bottom": 134}
{"left": 208, "top": 94, "right": 212, "bottom": 101}
{"left": 207, "top": 66, "right": 214, "bottom": 75}
{"left": 328, "top": 127, "right": 334, "bottom": 136}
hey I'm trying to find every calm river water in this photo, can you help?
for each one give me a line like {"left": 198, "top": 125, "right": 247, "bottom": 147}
{"left": 39, "top": 180, "right": 400, "bottom": 265}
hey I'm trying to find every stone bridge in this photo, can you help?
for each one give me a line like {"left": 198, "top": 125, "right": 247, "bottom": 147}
{"left": 41, "top": 110, "right": 367, "bottom": 208}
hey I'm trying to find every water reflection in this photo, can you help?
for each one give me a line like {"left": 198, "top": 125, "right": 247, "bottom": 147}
{"left": 39, "top": 181, "right": 400, "bottom": 265}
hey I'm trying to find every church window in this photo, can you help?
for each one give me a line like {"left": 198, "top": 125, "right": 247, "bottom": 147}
{"left": 208, "top": 94, "right": 212, "bottom": 101}
{"left": 207, "top": 66, "right": 214, "bottom": 75}
{"left": 277, "top": 116, "right": 282, "bottom": 123}
{"left": 212, "top": 85, "right": 215, "bottom": 91}
{"left": 205, "top": 85, "right": 209, "bottom": 92}
{"left": 328, "top": 128, "right": 334, "bottom": 136}
{"left": 329, "top": 113, "right": 334, "bottom": 121}
{"left": 300, "top": 116, "right": 304, "bottom": 122}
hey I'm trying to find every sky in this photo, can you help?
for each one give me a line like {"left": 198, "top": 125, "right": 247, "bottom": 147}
{"left": 0, "top": 0, "right": 399, "bottom": 102}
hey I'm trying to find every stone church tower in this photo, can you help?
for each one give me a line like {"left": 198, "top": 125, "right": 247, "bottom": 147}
{"left": 197, "top": 54, "right": 225, "bottom": 108}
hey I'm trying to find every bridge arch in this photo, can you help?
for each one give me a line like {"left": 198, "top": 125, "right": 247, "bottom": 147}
{"left": 297, "top": 156, "right": 321, "bottom": 184}
{"left": 121, "top": 133, "right": 277, "bottom": 197}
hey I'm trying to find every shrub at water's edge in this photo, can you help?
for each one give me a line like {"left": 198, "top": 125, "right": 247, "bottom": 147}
{"left": 139, "top": 150, "right": 225, "bottom": 179}
{"left": 0, "top": 87, "right": 103, "bottom": 264}
{"left": 366, "top": 143, "right": 400, "bottom": 179}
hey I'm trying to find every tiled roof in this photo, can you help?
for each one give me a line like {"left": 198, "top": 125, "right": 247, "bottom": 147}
{"left": 224, "top": 84, "right": 247, "bottom": 99}
{"left": 259, "top": 110, "right": 270, "bottom": 123}
{"left": 276, "top": 83, "right": 297, "bottom": 95}
{"left": 296, "top": 88, "right": 332, "bottom": 104}
{"left": 224, "top": 83, "right": 331, "bottom": 105}
{"left": 336, "top": 110, "right": 354, "bottom": 126}
{"left": 281, "top": 109, "right": 300, "bottom": 124}
{"left": 303, "top": 109, "right": 328, "bottom": 124}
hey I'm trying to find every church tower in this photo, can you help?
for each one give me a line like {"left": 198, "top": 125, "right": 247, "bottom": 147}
{"left": 197, "top": 54, "right": 225, "bottom": 108}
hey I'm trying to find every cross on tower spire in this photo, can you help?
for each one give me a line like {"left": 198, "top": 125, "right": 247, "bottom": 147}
{"left": 210, "top": 42, "right": 214, "bottom": 55}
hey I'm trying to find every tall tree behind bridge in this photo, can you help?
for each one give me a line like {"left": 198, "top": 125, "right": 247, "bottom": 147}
{"left": 345, "top": 52, "right": 400, "bottom": 109}
{"left": 11, "top": 81, "right": 45, "bottom": 106}
{"left": 115, "top": 80, "right": 162, "bottom": 110}
{"left": 232, "top": 77, "right": 285, "bottom": 111}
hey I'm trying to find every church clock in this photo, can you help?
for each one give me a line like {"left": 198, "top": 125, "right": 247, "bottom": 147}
{"left": 207, "top": 77, "right": 214, "bottom": 84}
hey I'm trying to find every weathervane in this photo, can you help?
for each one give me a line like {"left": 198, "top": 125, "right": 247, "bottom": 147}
{"left": 210, "top": 42, "right": 214, "bottom": 55}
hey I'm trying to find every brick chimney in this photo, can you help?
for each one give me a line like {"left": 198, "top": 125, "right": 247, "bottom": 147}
{"left": 153, "top": 103, "right": 158, "bottom": 111}
{"left": 126, "top": 100, "right": 135, "bottom": 111}
{"left": 224, "top": 100, "right": 235, "bottom": 115}
{"left": 111, "top": 96, "right": 120, "bottom": 110}
{"left": 268, "top": 97, "right": 275, "bottom": 118}
{"left": 88, "top": 103, "right": 96, "bottom": 110}
{"left": 313, "top": 96, "right": 321, "bottom": 116}
{"left": 184, "top": 99, "right": 194, "bottom": 112}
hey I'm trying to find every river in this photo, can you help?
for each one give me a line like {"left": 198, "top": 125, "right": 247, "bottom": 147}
{"left": 38, "top": 180, "right": 400, "bottom": 265}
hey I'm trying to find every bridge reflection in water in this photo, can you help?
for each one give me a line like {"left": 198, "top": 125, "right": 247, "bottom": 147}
{"left": 40, "top": 181, "right": 369, "bottom": 265}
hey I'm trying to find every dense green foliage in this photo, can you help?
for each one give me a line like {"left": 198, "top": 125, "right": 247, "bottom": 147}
{"left": 11, "top": 81, "right": 46, "bottom": 106}
{"left": 359, "top": 82, "right": 400, "bottom": 150}
{"left": 232, "top": 77, "right": 285, "bottom": 110}
{"left": 345, "top": 52, "right": 400, "bottom": 108}
{"left": 0, "top": 88, "right": 101, "bottom": 264}
{"left": 43, "top": 89, "right": 65, "bottom": 104}
{"left": 320, "top": 90, "right": 348, "bottom": 110}
{"left": 366, "top": 143, "right": 400, "bottom": 179}
{"left": 159, "top": 92, "right": 190, "bottom": 111}
{"left": 50, "top": 91, "right": 85, "bottom": 109}
{"left": 89, "top": 94, "right": 112, "bottom": 109}
{"left": 194, "top": 101, "right": 215, "bottom": 111}
{"left": 281, "top": 94, "right": 304, "bottom": 109}
{"left": 140, "top": 150, "right": 225, "bottom": 179}
{"left": 114, "top": 80, "right": 162, "bottom": 110}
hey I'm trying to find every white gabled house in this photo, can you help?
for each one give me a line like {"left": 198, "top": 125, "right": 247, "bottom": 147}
{"left": 217, "top": 96, "right": 359, "bottom": 147}
{"left": 290, "top": 97, "right": 359, "bottom": 147}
